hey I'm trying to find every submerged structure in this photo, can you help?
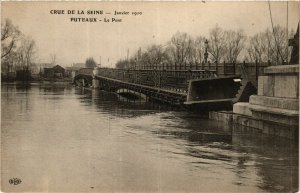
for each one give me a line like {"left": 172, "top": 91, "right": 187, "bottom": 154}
{"left": 184, "top": 75, "right": 256, "bottom": 111}
{"left": 73, "top": 63, "right": 258, "bottom": 111}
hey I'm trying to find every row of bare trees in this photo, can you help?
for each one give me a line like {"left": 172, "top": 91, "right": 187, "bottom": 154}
{"left": 1, "top": 19, "right": 37, "bottom": 74}
{"left": 116, "top": 25, "right": 293, "bottom": 69}
{"left": 247, "top": 26, "right": 293, "bottom": 64}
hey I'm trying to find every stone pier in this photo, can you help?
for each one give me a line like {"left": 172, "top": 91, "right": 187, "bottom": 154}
{"left": 92, "top": 67, "right": 100, "bottom": 88}
{"left": 232, "top": 64, "right": 299, "bottom": 139}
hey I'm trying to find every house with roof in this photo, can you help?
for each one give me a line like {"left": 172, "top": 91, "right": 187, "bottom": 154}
{"left": 43, "top": 65, "right": 65, "bottom": 78}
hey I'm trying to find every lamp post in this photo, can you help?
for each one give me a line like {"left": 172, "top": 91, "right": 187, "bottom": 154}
{"left": 204, "top": 39, "right": 209, "bottom": 64}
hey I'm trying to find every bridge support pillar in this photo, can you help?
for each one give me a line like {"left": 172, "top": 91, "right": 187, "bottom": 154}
{"left": 93, "top": 78, "right": 100, "bottom": 89}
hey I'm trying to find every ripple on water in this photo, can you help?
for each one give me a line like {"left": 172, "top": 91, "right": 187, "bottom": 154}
{"left": 1, "top": 84, "right": 298, "bottom": 192}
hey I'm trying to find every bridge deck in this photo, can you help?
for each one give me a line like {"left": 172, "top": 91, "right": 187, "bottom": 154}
{"left": 95, "top": 75, "right": 187, "bottom": 97}
{"left": 184, "top": 98, "right": 235, "bottom": 105}
{"left": 74, "top": 66, "right": 258, "bottom": 108}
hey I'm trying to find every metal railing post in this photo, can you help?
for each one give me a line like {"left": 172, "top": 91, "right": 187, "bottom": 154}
{"left": 255, "top": 60, "right": 258, "bottom": 82}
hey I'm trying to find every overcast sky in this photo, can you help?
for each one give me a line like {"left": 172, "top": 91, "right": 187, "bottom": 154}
{"left": 2, "top": 1, "right": 299, "bottom": 67}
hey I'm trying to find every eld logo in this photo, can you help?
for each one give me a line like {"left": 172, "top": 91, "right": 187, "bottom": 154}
{"left": 9, "top": 178, "right": 22, "bottom": 185}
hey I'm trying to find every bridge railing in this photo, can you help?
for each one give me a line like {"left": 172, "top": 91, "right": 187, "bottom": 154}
{"left": 95, "top": 68, "right": 216, "bottom": 92}
{"left": 76, "top": 62, "right": 269, "bottom": 91}
{"left": 77, "top": 68, "right": 94, "bottom": 76}
{"left": 123, "top": 61, "right": 269, "bottom": 75}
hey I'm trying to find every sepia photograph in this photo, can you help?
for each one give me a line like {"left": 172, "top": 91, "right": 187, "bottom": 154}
{"left": 1, "top": 1, "right": 299, "bottom": 192}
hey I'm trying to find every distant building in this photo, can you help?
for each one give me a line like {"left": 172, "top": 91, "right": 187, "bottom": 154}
{"left": 30, "top": 63, "right": 40, "bottom": 75}
{"left": 33, "top": 63, "right": 53, "bottom": 74}
{"left": 65, "top": 67, "right": 81, "bottom": 78}
{"left": 43, "top": 68, "right": 53, "bottom": 77}
{"left": 43, "top": 65, "right": 65, "bottom": 78}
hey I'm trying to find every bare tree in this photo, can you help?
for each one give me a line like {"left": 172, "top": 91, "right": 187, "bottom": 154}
{"left": 116, "top": 59, "right": 130, "bottom": 69}
{"left": 140, "top": 44, "right": 169, "bottom": 69}
{"left": 24, "top": 37, "right": 36, "bottom": 69}
{"left": 14, "top": 47, "right": 26, "bottom": 70}
{"left": 1, "top": 19, "right": 21, "bottom": 59}
{"left": 224, "top": 29, "right": 246, "bottom": 63}
{"left": 247, "top": 25, "right": 293, "bottom": 64}
{"left": 247, "top": 32, "right": 269, "bottom": 63}
{"left": 167, "top": 32, "right": 193, "bottom": 68}
{"left": 267, "top": 25, "right": 292, "bottom": 64}
{"left": 15, "top": 36, "right": 36, "bottom": 70}
{"left": 194, "top": 36, "right": 207, "bottom": 64}
{"left": 85, "top": 57, "right": 97, "bottom": 68}
{"left": 7, "top": 50, "right": 21, "bottom": 72}
{"left": 208, "top": 25, "right": 226, "bottom": 63}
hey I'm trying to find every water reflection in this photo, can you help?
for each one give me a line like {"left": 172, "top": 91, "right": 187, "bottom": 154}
{"left": 1, "top": 83, "right": 298, "bottom": 192}
{"left": 80, "top": 86, "right": 298, "bottom": 192}
{"left": 232, "top": 127, "right": 299, "bottom": 192}
{"left": 78, "top": 88, "right": 180, "bottom": 118}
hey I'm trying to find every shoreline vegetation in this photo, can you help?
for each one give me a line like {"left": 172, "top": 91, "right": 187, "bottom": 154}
{"left": 1, "top": 75, "right": 72, "bottom": 83}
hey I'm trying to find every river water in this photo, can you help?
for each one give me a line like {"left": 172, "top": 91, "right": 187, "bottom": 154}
{"left": 1, "top": 83, "right": 298, "bottom": 192}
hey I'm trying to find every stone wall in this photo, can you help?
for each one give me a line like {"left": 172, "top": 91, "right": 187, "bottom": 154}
{"left": 211, "top": 64, "right": 299, "bottom": 140}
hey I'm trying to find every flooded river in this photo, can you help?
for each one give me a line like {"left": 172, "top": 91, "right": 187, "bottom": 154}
{"left": 1, "top": 83, "right": 298, "bottom": 192}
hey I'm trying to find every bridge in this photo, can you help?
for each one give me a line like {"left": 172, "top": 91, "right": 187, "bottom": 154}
{"left": 73, "top": 62, "right": 261, "bottom": 110}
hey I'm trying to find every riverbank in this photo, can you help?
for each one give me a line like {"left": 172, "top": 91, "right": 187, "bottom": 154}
{"left": 1, "top": 77, "right": 73, "bottom": 84}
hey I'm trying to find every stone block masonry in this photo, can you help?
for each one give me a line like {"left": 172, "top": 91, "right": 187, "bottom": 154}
{"left": 274, "top": 75, "right": 298, "bottom": 98}
{"left": 210, "top": 64, "right": 299, "bottom": 140}
{"left": 233, "top": 102, "right": 252, "bottom": 117}
{"left": 250, "top": 95, "right": 299, "bottom": 110}
{"left": 209, "top": 111, "right": 233, "bottom": 124}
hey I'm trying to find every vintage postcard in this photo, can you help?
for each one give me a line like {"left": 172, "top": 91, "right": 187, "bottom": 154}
{"left": 1, "top": 1, "right": 299, "bottom": 192}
